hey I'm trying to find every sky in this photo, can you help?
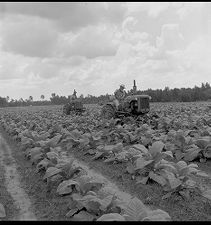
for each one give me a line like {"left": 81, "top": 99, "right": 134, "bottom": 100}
{"left": 0, "top": 2, "right": 211, "bottom": 101}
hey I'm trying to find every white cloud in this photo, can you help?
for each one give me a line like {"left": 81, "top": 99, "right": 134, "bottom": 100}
{"left": 0, "top": 15, "right": 59, "bottom": 57}
{"left": 0, "top": 50, "right": 34, "bottom": 80}
{"left": 0, "top": 2, "right": 211, "bottom": 100}
{"left": 156, "top": 24, "right": 185, "bottom": 51}
{"left": 126, "top": 2, "right": 170, "bottom": 18}
{"left": 0, "top": 2, "right": 127, "bottom": 32}
{"left": 57, "top": 25, "right": 119, "bottom": 58}
{"left": 176, "top": 2, "right": 205, "bottom": 20}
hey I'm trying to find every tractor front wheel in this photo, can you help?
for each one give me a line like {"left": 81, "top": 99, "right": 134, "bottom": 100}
{"left": 63, "top": 104, "right": 71, "bottom": 115}
{"left": 101, "top": 104, "right": 116, "bottom": 120}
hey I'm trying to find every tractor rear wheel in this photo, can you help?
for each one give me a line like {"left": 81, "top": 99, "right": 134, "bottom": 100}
{"left": 101, "top": 104, "right": 116, "bottom": 119}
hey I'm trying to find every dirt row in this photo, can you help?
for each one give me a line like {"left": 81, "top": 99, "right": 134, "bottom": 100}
{"left": 0, "top": 126, "right": 211, "bottom": 221}
{"left": 0, "top": 128, "right": 74, "bottom": 221}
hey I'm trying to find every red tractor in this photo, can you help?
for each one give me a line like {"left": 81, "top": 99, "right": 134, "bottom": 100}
{"left": 101, "top": 80, "right": 151, "bottom": 119}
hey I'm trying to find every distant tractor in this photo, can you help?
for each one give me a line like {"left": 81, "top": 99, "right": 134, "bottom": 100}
{"left": 63, "top": 90, "right": 86, "bottom": 115}
{"left": 101, "top": 80, "right": 151, "bottom": 119}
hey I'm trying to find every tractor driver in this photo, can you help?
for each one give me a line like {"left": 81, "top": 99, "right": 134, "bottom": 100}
{"left": 114, "top": 84, "right": 127, "bottom": 110}
{"left": 72, "top": 89, "right": 77, "bottom": 100}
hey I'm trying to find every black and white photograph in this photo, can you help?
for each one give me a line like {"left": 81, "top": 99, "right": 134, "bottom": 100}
{"left": 0, "top": 1, "right": 211, "bottom": 221}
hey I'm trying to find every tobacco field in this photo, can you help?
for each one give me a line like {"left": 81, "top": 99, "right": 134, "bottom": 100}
{"left": 0, "top": 102, "right": 211, "bottom": 221}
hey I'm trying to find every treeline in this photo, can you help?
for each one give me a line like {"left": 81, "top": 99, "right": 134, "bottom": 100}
{"left": 135, "top": 82, "right": 211, "bottom": 102}
{"left": 0, "top": 82, "right": 211, "bottom": 107}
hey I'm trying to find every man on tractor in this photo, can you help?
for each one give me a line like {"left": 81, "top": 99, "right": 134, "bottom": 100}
{"left": 113, "top": 84, "right": 127, "bottom": 110}
{"left": 72, "top": 89, "right": 77, "bottom": 99}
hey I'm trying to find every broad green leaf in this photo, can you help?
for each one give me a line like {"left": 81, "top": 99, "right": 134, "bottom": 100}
{"left": 149, "top": 141, "right": 165, "bottom": 156}
{"left": 78, "top": 195, "right": 101, "bottom": 214}
{"left": 66, "top": 208, "right": 79, "bottom": 217}
{"left": 31, "top": 153, "right": 44, "bottom": 165}
{"left": 136, "top": 176, "right": 149, "bottom": 185}
{"left": 142, "top": 137, "right": 151, "bottom": 146}
{"left": 78, "top": 137, "right": 89, "bottom": 147}
{"left": 156, "top": 163, "right": 177, "bottom": 174}
{"left": 201, "top": 189, "right": 211, "bottom": 201}
{"left": 175, "top": 151, "right": 185, "bottom": 161}
{"left": 133, "top": 144, "right": 148, "bottom": 154}
{"left": 188, "top": 163, "right": 198, "bottom": 168}
{"left": 180, "top": 166, "right": 199, "bottom": 177}
{"left": 97, "top": 213, "right": 125, "bottom": 221}
{"left": 185, "top": 179, "right": 196, "bottom": 187}
{"left": 86, "top": 191, "right": 97, "bottom": 196}
{"left": 36, "top": 158, "right": 51, "bottom": 172}
{"left": 195, "top": 171, "right": 209, "bottom": 177}
{"left": 69, "top": 129, "right": 82, "bottom": 139}
{"left": 195, "top": 138, "right": 210, "bottom": 149}
{"left": 135, "top": 158, "right": 153, "bottom": 170}
{"left": 73, "top": 210, "right": 95, "bottom": 221}
{"left": 149, "top": 171, "right": 167, "bottom": 186}
{"left": 123, "top": 197, "right": 147, "bottom": 221}
{"left": 143, "top": 215, "right": 169, "bottom": 221}
{"left": 99, "top": 194, "right": 116, "bottom": 211}
{"left": 103, "top": 145, "right": 115, "bottom": 152}
{"left": 175, "top": 133, "right": 186, "bottom": 147}
{"left": 144, "top": 209, "right": 171, "bottom": 221}
{"left": 184, "top": 148, "right": 200, "bottom": 162}
{"left": 203, "top": 144, "right": 211, "bottom": 158}
{"left": 57, "top": 180, "right": 79, "bottom": 195}
{"left": 115, "top": 152, "right": 128, "bottom": 161}
{"left": 176, "top": 161, "right": 188, "bottom": 170}
{"left": 47, "top": 134, "right": 62, "bottom": 147}
{"left": 112, "top": 142, "right": 124, "bottom": 153}
{"left": 104, "top": 157, "right": 116, "bottom": 163}
{"left": 46, "top": 152, "right": 59, "bottom": 160}
{"left": 50, "top": 174, "right": 63, "bottom": 183}
{"left": 43, "top": 167, "right": 62, "bottom": 180}
{"left": 57, "top": 159, "right": 75, "bottom": 177}
{"left": 163, "top": 151, "right": 173, "bottom": 158}
{"left": 164, "top": 170, "right": 182, "bottom": 190}
{"left": 27, "top": 147, "right": 42, "bottom": 159}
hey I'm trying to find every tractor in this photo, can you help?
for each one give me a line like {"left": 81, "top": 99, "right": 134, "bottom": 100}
{"left": 63, "top": 100, "right": 86, "bottom": 115}
{"left": 101, "top": 80, "right": 151, "bottom": 120}
{"left": 63, "top": 92, "right": 86, "bottom": 115}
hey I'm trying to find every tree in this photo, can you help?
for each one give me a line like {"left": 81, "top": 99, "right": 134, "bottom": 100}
{"left": 40, "top": 95, "right": 45, "bottom": 100}
{"left": 6, "top": 96, "right": 10, "bottom": 102}
{"left": 0, "top": 97, "right": 7, "bottom": 107}
{"left": 51, "top": 93, "right": 56, "bottom": 98}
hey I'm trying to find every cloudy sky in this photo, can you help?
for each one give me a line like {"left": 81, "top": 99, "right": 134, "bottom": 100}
{"left": 0, "top": 2, "right": 211, "bottom": 100}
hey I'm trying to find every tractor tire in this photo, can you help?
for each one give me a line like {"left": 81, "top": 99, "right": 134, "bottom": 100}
{"left": 101, "top": 104, "right": 116, "bottom": 119}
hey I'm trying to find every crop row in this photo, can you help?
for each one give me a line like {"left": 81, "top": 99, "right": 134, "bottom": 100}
{"left": 0, "top": 102, "right": 210, "bottom": 220}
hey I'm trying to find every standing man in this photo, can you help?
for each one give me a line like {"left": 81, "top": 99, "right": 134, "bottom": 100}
{"left": 114, "top": 84, "right": 127, "bottom": 109}
{"left": 72, "top": 89, "right": 77, "bottom": 99}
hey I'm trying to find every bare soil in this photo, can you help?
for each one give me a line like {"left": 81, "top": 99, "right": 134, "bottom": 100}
{"left": 0, "top": 128, "right": 72, "bottom": 221}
